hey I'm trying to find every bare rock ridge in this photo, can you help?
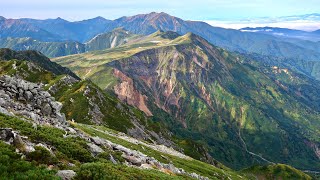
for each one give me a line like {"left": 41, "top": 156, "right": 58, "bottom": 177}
{"left": 0, "top": 75, "right": 67, "bottom": 127}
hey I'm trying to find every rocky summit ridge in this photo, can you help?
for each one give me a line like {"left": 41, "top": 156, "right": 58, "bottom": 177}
{"left": 0, "top": 75, "right": 66, "bottom": 128}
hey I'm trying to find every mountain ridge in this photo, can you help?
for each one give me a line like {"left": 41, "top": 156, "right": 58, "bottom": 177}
{"left": 54, "top": 30, "right": 320, "bottom": 171}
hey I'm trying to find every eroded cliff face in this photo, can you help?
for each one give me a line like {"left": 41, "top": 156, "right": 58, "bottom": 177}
{"left": 113, "top": 68, "right": 153, "bottom": 116}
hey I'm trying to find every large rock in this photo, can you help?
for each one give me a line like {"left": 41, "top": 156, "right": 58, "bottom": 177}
{"left": 56, "top": 170, "right": 76, "bottom": 180}
{"left": 24, "top": 91, "right": 33, "bottom": 101}
{"left": 87, "top": 143, "right": 104, "bottom": 155}
{"left": 91, "top": 136, "right": 105, "bottom": 146}
{"left": 0, "top": 106, "right": 12, "bottom": 116}
{"left": 41, "top": 103, "right": 52, "bottom": 116}
{"left": 122, "top": 154, "right": 142, "bottom": 166}
{"left": 0, "top": 128, "right": 14, "bottom": 142}
{"left": 50, "top": 101, "right": 62, "bottom": 112}
{"left": 110, "top": 154, "right": 117, "bottom": 164}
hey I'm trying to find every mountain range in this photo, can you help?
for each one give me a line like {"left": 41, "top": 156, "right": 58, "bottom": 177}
{"left": 1, "top": 12, "right": 320, "bottom": 80}
{"left": 0, "top": 28, "right": 137, "bottom": 57}
{"left": 0, "top": 11, "right": 320, "bottom": 179}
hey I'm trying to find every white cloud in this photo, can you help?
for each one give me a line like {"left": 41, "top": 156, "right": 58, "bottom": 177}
{"left": 205, "top": 20, "right": 320, "bottom": 31}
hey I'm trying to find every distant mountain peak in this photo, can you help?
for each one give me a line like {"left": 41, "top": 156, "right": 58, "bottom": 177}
{"left": 55, "top": 17, "right": 68, "bottom": 22}
{"left": 80, "top": 16, "right": 110, "bottom": 23}
{"left": 149, "top": 11, "right": 171, "bottom": 16}
{"left": 119, "top": 11, "right": 178, "bottom": 22}
{"left": 146, "top": 12, "right": 176, "bottom": 20}
{"left": 92, "top": 16, "right": 107, "bottom": 21}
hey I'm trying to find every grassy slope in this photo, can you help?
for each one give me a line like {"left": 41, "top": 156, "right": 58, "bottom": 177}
{"left": 242, "top": 164, "right": 312, "bottom": 180}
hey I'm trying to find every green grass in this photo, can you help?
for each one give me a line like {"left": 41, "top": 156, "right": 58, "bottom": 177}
{"left": 0, "top": 141, "right": 59, "bottom": 179}
{"left": 242, "top": 164, "right": 312, "bottom": 180}
{"left": 0, "top": 60, "right": 55, "bottom": 83}
{"left": 76, "top": 162, "right": 192, "bottom": 180}
{"left": 0, "top": 114, "right": 94, "bottom": 164}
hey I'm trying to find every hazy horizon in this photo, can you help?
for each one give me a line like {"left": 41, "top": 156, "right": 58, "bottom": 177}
{"left": 1, "top": 0, "right": 320, "bottom": 31}
{"left": 1, "top": 11, "right": 319, "bottom": 32}
{"left": 2, "top": 0, "right": 320, "bottom": 20}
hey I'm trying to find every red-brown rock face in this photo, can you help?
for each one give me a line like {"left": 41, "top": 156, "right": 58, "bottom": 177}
{"left": 113, "top": 68, "right": 153, "bottom": 116}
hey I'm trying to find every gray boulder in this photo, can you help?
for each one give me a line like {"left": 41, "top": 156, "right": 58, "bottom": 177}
{"left": 122, "top": 154, "right": 142, "bottom": 166}
{"left": 50, "top": 101, "right": 63, "bottom": 112}
{"left": 56, "top": 170, "right": 76, "bottom": 180}
{"left": 87, "top": 143, "right": 104, "bottom": 155}
{"left": 41, "top": 103, "right": 52, "bottom": 116}
{"left": 0, "top": 128, "right": 14, "bottom": 142}
{"left": 24, "top": 91, "right": 33, "bottom": 101}
{"left": 110, "top": 154, "right": 118, "bottom": 164}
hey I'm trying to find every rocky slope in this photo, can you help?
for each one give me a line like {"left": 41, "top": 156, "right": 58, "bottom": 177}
{"left": 0, "top": 75, "right": 66, "bottom": 127}
{"left": 54, "top": 31, "right": 320, "bottom": 172}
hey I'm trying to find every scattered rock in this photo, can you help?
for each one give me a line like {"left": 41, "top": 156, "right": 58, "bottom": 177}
{"left": 110, "top": 154, "right": 117, "bottom": 164}
{"left": 12, "top": 134, "right": 25, "bottom": 149}
{"left": 122, "top": 154, "right": 142, "bottom": 166}
{"left": 42, "top": 103, "right": 52, "bottom": 116}
{"left": 24, "top": 91, "right": 33, "bottom": 101}
{"left": 0, "top": 128, "right": 14, "bottom": 143}
{"left": 56, "top": 170, "right": 76, "bottom": 180}
{"left": 66, "top": 127, "right": 77, "bottom": 134}
{"left": 87, "top": 143, "right": 104, "bottom": 155}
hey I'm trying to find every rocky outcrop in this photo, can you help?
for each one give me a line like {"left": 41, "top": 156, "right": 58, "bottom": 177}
{"left": 0, "top": 128, "right": 36, "bottom": 153}
{"left": 48, "top": 75, "right": 79, "bottom": 95}
{"left": 88, "top": 135, "right": 208, "bottom": 180}
{"left": 305, "top": 141, "right": 320, "bottom": 159}
{"left": 0, "top": 75, "right": 67, "bottom": 127}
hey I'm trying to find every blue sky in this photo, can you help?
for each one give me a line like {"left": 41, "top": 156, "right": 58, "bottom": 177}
{"left": 1, "top": 0, "right": 320, "bottom": 21}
